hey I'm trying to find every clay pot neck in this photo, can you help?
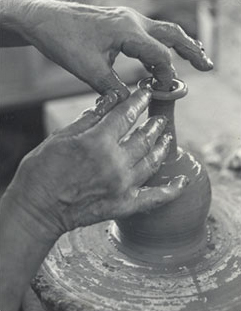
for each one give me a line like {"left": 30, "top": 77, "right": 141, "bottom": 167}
{"left": 149, "top": 99, "right": 177, "bottom": 160}
{"left": 140, "top": 78, "right": 188, "bottom": 160}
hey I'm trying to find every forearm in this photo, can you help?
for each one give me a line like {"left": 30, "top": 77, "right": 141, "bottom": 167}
{"left": 0, "top": 0, "right": 30, "bottom": 46}
{"left": 0, "top": 0, "right": 84, "bottom": 47}
{"left": 0, "top": 186, "right": 57, "bottom": 311}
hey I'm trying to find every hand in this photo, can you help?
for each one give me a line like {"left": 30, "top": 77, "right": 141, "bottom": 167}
{"left": 4, "top": 1, "right": 213, "bottom": 96}
{"left": 8, "top": 88, "right": 188, "bottom": 242}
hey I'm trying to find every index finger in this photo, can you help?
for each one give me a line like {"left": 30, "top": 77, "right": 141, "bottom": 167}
{"left": 97, "top": 88, "right": 151, "bottom": 141}
{"left": 147, "top": 21, "right": 213, "bottom": 71}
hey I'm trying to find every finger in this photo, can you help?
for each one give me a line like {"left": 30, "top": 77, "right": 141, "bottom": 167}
{"left": 62, "top": 91, "right": 119, "bottom": 135}
{"left": 133, "top": 175, "right": 189, "bottom": 214}
{"left": 95, "top": 90, "right": 120, "bottom": 116}
{"left": 145, "top": 63, "right": 178, "bottom": 80}
{"left": 147, "top": 21, "right": 213, "bottom": 71}
{"left": 121, "top": 116, "right": 167, "bottom": 166}
{"left": 132, "top": 133, "right": 173, "bottom": 186}
{"left": 77, "top": 54, "right": 130, "bottom": 101}
{"left": 97, "top": 88, "right": 152, "bottom": 141}
{"left": 121, "top": 33, "right": 174, "bottom": 90}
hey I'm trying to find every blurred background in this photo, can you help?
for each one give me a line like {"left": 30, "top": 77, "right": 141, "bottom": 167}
{"left": 1, "top": 0, "right": 241, "bottom": 194}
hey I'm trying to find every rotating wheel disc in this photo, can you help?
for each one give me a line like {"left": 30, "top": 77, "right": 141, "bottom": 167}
{"left": 33, "top": 171, "right": 241, "bottom": 311}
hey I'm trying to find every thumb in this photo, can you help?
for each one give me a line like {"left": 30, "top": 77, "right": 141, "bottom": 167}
{"left": 62, "top": 90, "right": 120, "bottom": 135}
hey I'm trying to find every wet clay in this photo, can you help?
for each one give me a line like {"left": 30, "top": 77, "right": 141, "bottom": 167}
{"left": 116, "top": 79, "right": 211, "bottom": 261}
{"left": 29, "top": 79, "right": 241, "bottom": 311}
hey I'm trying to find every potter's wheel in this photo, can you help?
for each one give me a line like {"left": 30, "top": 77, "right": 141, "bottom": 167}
{"left": 33, "top": 169, "right": 241, "bottom": 311}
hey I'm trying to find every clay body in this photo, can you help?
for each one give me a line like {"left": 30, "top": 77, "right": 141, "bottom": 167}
{"left": 116, "top": 79, "right": 211, "bottom": 261}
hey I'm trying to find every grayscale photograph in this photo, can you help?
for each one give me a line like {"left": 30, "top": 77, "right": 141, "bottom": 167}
{"left": 0, "top": 0, "right": 240, "bottom": 310}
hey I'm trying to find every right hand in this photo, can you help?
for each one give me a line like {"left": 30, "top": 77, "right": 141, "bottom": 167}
{"left": 7, "top": 88, "right": 189, "bottom": 243}
{"left": 3, "top": 1, "right": 213, "bottom": 96}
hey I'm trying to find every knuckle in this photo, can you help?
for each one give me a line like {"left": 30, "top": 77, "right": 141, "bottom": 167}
{"left": 114, "top": 105, "right": 138, "bottom": 126}
{"left": 78, "top": 132, "right": 92, "bottom": 149}
{"left": 110, "top": 164, "right": 129, "bottom": 194}
{"left": 82, "top": 131, "right": 111, "bottom": 154}
{"left": 161, "top": 21, "right": 174, "bottom": 32}
{"left": 145, "top": 154, "right": 161, "bottom": 174}
{"left": 96, "top": 144, "right": 129, "bottom": 195}
{"left": 80, "top": 108, "right": 100, "bottom": 122}
{"left": 68, "top": 136, "right": 81, "bottom": 151}
{"left": 172, "top": 23, "right": 183, "bottom": 33}
{"left": 19, "top": 152, "right": 35, "bottom": 174}
{"left": 162, "top": 22, "right": 183, "bottom": 36}
{"left": 136, "top": 129, "right": 152, "bottom": 153}
{"left": 98, "top": 135, "right": 114, "bottom": 155}
{"left": 99, "top": 131, "right": 112, "bottom": 146}
{"left": 134, "top": 91, "right": 149, "bottom": 109}
{"left": 116, "top": 6, "right": 136, "bottom": 20}
{"left": 114, "top": 7, "right": 140, "bottom": 32}
{"left": 82, "top": 108, "right": 95, "bottom": 116}
{"left": 126, "top": 107, "right": 137, "bottom": 124}
{"left": 157, "top": 48, "right": 172, "bottom": 65}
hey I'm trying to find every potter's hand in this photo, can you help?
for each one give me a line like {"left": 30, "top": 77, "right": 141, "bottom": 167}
{"left": 1, "top": 1, "right": 213, "bottom": 96}
{"left": 5, "top": 89, "right": 188, "bottom": 241}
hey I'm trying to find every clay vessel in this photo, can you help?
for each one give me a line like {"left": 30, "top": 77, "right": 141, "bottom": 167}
{"left": 115, "top": 78, "right": 212, "bottom": 262}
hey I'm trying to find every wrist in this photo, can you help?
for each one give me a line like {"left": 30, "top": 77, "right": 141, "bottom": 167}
{"left": 1, "top": 188, "right": 59, "bottom": 247}
{"left": 0, "top": 187, "right": 57, "bottom": 310}
{"left": 3, "top": 177, "right": 62, "bottom": 246}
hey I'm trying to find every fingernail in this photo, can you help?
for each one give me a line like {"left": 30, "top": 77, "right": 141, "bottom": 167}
{"left": 195, "top": 40, "right": 203, "bottom": 48}
{"left": 113, "top": 87, "right": 130, "bottom": 102}
{"left": 175, "top": 175, "right": 190, "bottom": 188}
{"left": 156, "top": 115, "right": 168, "bottom": 127}
{"left": 96, "top": 94, "right": 105, "bottom": 104}
{"left": 105, "top": 90, "right": 119, "bottom": 104}
{"left": 95, "top": 107, "right": 105, "bottom": 116}
{"left": 163, "top": 133, "right": 173, "bottom": 144}
{"left": 95, "top": 96, "right": 104, "bottom": 115}
{"left": 200, "top": 50, "right": 213, "bottom": 69}
{"left": 141, "top": 88, "right": 152, "bottom": 100}
{"left": 95, "top": 95, "right": 114, "bottom": 116}
{"left": 171, "top": 64, "right": 178, "bottom": 79}
{"left": 142, "top": 82, "right": 153, "bottom": 92}
{"left": 195, "top": 40, "right": 214, "bottom": 70}
{"left": 207, "top": 58, "right": 214, "bottom": 69}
